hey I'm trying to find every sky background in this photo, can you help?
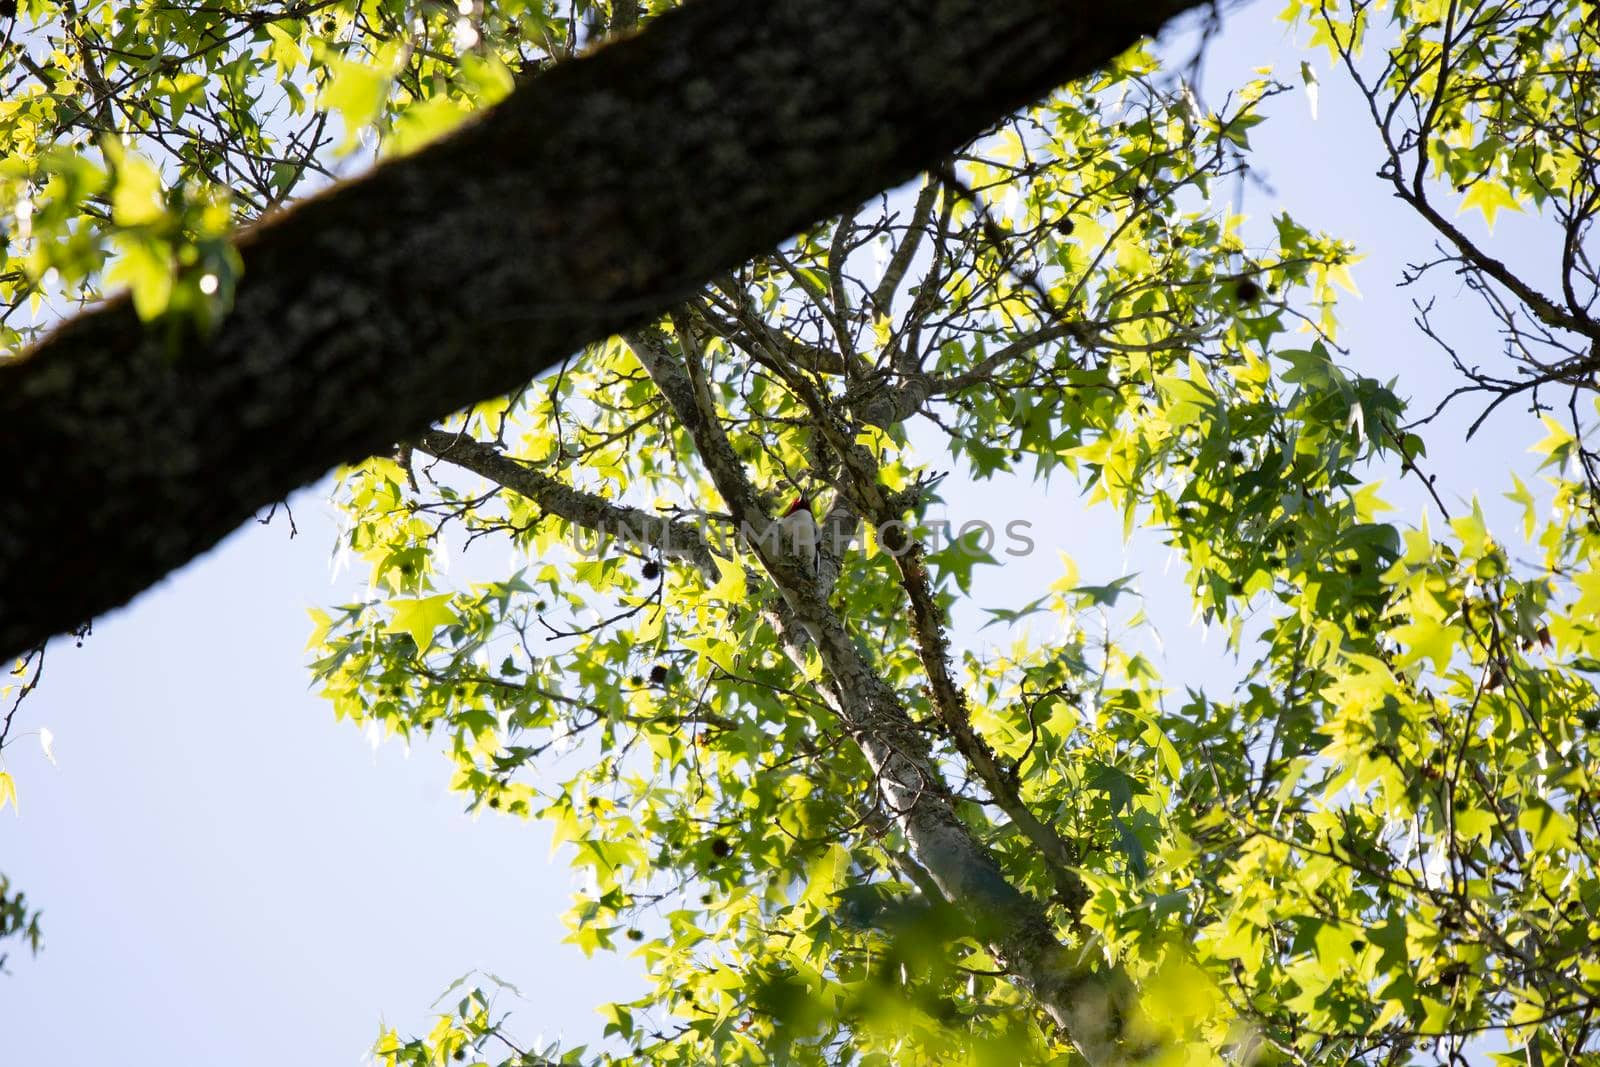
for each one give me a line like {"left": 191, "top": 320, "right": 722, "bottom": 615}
{"left": 0, "top": 3, "right": 1557, "bottom": 1063}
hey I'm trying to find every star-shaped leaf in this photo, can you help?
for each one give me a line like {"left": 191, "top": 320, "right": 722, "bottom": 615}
{"left": 707, "top": 554, "right": 747, "bottom": 604}
{"left": 1458, "top": 179, "right": 1523, "bottom": 232}
{"left": 387, "top": 594, "right": 458, "bottom": 651}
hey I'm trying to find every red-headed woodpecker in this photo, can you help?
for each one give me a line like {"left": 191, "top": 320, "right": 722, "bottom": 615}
{"left": 775, "top": 494, "right": 820, "bottom": 574}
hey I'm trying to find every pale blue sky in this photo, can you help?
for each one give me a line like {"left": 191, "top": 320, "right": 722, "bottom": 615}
{"left": 0, "top": 5, "right": 1553, "bottom": 1063}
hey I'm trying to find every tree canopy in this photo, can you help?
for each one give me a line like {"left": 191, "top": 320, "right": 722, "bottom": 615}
{"left": 5, "top": 0, "right": 1600, "bottom": 1064}
{"left": 0, "top": 0, "right": 1200, "bottom": 663}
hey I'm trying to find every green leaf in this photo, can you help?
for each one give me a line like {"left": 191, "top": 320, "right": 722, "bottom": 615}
{"left": 387, "top": 96, "right": 470, "bottom": 157}
{"left": 386, "top": 595, "right": 458, "bottom": 651}
{"left": 110, "top": 152, "right": 166, "bottom": 227}
{"left": 802, "top": 843, "right": 850, "bottom": 907}
{"left": 1518, "top": 802, "right": 1576, "bottom": 853}
{"left": 925, "top": 528, "right": 997, "bottom": 594}
{"left": 264, "top": 22, "right": 308, "bottom": 73}
{"left": 1529, "top": 415, "right": 1575, "bottom": 468}
{"left": 1071, "top": 574, "right": 1139, "bottom": 607}
{"left": 1458, "top": 179, "right": 1523, "bottom": 231}
{"left": 105, "top": 235, "right": 174, "bottom": 319}
{"left": 321, "top": 55, "right": 393, "bottom": 152}
{"left": 1391, "top": 616, "right": 1463, "bottom": 674}
{"left": 459, "top": 54, "right": 516, "bottom": 105}
{"left": 706, "top": 554, "right": 747, "bottom": 604}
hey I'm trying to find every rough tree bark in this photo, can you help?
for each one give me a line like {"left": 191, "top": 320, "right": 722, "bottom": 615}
{"left": 0, "top": 0, "right": 1201, "bottom": 661}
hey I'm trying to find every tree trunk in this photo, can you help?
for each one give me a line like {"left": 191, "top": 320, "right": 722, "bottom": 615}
{"left": 0, "top": 0, "right": 1199, "bottom": 661}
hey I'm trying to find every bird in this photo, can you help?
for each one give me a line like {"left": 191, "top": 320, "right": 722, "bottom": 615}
{"left": 774, "top": 494, "right": 821, "bottom": 575}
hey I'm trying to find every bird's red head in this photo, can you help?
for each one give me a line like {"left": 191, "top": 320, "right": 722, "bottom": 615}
{"left": 784, "top": 495, "right": 811, "bottom": 517}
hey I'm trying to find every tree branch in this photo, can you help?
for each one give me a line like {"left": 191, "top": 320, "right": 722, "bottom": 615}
{"left": 413, "top": 429, "right": 720, "bottom": 576}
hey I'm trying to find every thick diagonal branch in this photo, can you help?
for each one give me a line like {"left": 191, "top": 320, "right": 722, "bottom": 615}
{"left": 413, "top": 430, "right": 720, "bottom": 576}
{"left": 882, "top": 520, "right": 1088, "bottom": 907}
{"left": 410, "top": 426, "right": 859, "bottom": 657}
